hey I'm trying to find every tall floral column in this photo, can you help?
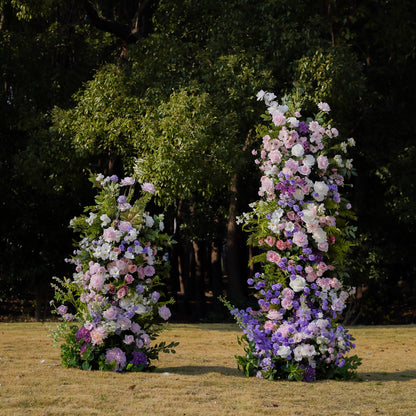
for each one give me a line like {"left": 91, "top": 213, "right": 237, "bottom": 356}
{"left": 224, "top": 91, "right": 361, "bottom": 381}
{"left": 52, "top": 174, "right": 177, "bottom": 372}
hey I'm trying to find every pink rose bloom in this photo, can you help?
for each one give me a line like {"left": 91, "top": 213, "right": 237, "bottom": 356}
{"left": 317, "top": 262, "right": 328, "bottom": 272}
{"left": 281, "top": 287, "right": 294, "bottom": 299}
{"left": 306, "top": 272, "right": 317, "bottom": 282}
{"left": 143, "top": 265, "right": 155, "bottom": 277}
{"left": 267, "top": 309, "right": 283, "bottom": 321}
{"left": 115, "top": 258, "right": 130, "bottom": 275}
{"left": 317, "top": 155, "right": 329, "bottom": 170}
{"left": 331, "top": 278, "right": 342, "bottom": 290}
{"left": 120, "top": 176, "right": 135, "bottom": 186}
{"left": 269, "top": 150, "right": 282, "bottom": 164}
{"left": 57, "top": 305, "right": 68, "bottom": 315}
{"left": 285, "top": 158, "right": 299, "bottom": 173}
{"left": 266, "top": 250, "right": 281, "bottom": 264}
{"left": 278, "top": 323, "right": 291, "bottom": 338}
{"left": 117, "top": 286, "right": 128, "bottom": 298}
{"left": 328, "top": 235, "right": 336, "bottom": 244}
{"left": 286, "top": 211, "right": 296, "bottom": 221}
{"left": 103, "top": 306, "right": 119, "bottom": 320}
{"left": 264, "top": 320, "right": 276, "bottom": 331}
{"left": 103, "top": 227, "right": 118, "bottom": 243}
{"left": 318, "top": 241, "right": 329, "bottom": 252}
{"left": 259, "top": 176, "right": 275, "bottom": 198}
{"left": 125, "top": 274, "right": 134, "bottom": 284}
{"left": 141, "top": 182, "right": 155, "bottom": 194}
{"left": 137, "top": 266, "right": 145, "bottom": 279}
{"left": 272, "top": 111, "right": 286, "bottom": 126}
{"left": 158, "top": 305, "right": 171, "bottom": 320}
{"left": 265, "top": 236, "right": 276, "bottom": 247}
{"left": 91, "top": 326, "right": 107, "bottom": 345}
{"left": 123, "top": 335, "right": 135, "bottom": 345}
{"left": 292, "top": 231, "right": 308, "bottom": 247}
{"left": 89, "top": 273, "right": 105, "bottom": 291}
{"left": 298, "top": 164, "right": 311, "bottom": 176}
{"left": 128, "top": 264, "right": 137, "bottom": 273}
{"left": 276, "top": 240, "right": 286, "bottom": 250}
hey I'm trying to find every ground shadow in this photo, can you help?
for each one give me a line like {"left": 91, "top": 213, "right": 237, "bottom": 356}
{"left": 157, "top": 365, "right": 242, "bottom": 377}
{"left": 357, "top": 369, "right": 416, "bottom": 382}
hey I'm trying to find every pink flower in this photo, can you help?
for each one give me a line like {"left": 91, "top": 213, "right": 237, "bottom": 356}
{"left": 118, "top": 221, "right": 131, "bottom": 232}
{"left": 103, "top": 306, "right": 119, "bottom": 320}
{"left": 272, "top": 111, "right": 286, "bottom": 126}
{"left": 265, "top": 236, "right": 276, "bottom": 247}
{"left": 264, "top": 320, "right": 276, "bottom": 331}
{"left": 89, "top": 273, "right": 105, "bottom": 291}
{"left": 137, "top": 266, "right": 145, "bottom": 279}
{"left": 276, "top": 240, "right": 286, "bottom": 250}
{"left": 317, "top": 155, "right": 329, "bottom": 170}
{"left": 281, "top": 287, "right": 294, "bottom": 299}
{"left": 269, "top": 150, "right": 282, "bottom": 164}
{"left": 125, "top": 274, "right": 134, "bottom": 284}
{"left": 117, "top": 316, "right": 131, "bottom": 330}
{"left": 158, "top": 305, "right": 171, "bottom": 320}
{"left": 259, "top": 176, "right": 275, "bottom": 198}
{"left": 317, "top": 102, "right": 331, "bottom": 113}
{"left": 267, "top": 309, "right": 283, "bottom": 321}
{"left": 266, "top": 250, "right": 281, "bottom": 264}
{"left": 306, "top": 272, "right": 317, "bottom": 282}
{"left": 91, "top": 326, "right": 107, "bottom": 345}
{"left": 120, "top": 177, "right": 135, "bottom": 186}
{"left": 57, "top": 305, "right": 68, "bottom": 315}
{"left": 128, "top": 264, "right": 137, "bottom": 273}
{"left": 143, "top": 265, "right": 155, "bottom": 277}
{"left": 103, "top": 227, "right": 119, "bottom": 243}
{"left": 141, "top": 182, "right": 155, "bottom": 194}
{"left": 117, "top": 286, "right": 128, "bottom": 298}
{"left": 318, "top": 241, "right": 329, "bottom": 252}
{"left": 123, "top": 335, "right": 135, "bottom": 345}
{"left": 292, "top": 231, "right": 308, "bottom": 247}
{"left": 298, "top": 164, "right": 311, "bottom": 176}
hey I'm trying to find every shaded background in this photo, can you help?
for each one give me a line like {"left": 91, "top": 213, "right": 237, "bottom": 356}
{"left": 1, "top": 0, "right": 415, "bottom": 324}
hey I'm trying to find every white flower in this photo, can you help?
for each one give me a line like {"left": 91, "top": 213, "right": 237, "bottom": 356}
{"left": 277, "top": 345, "right": 291, "bottom": 358}
{"left": 293, "top": 188, "right": 305, "bottom": 201}
{"left": 86, "top": 212, "right": 97, "bottom": 226}
{"left": 264, "top": 92, "right": 277, "bottom": 106}
{"left": 348, "top": 137, "right": 356, "bottom": 147}
{"left": 340, "top": 142, "right": 348, "bottom": 153}
{"left": 256, "top": 90, "right": 266, "bottom": 101}
{"left": 284, "top": 221, "right": 295, "bottom": 232}
{"left": 346, "top": 159, "right": 353, "bottom": 169}
{"left": 289, "top": 275, "right": 306, "bottom": 292}
{"left": 159, "top": 221, "right": 165, "bottom": 231}
{"left": 291, "top": 143, "right": 304, "bottom": 157}
{"left": 145, "top": 215, "right": 154, "bottom": 228}
{"left": 109, "top": 266, "right": 120, "bottom": 278}
{"left": 313, "top": 181, "right": 329, "bottom": 201}
{"left": 100, "top": 214, "right": 111, "bottom": 227}
{"left": 124, "top": 251, "right": 135, "bottom": 260}
{"left": 334, "top": 154, "right": 344, "bottom": 167}
{"left": 303, "top": 154, "right": 315, "bottom": 167}
{"left": 287, "top": 117, "right": 299, "bottom": 128}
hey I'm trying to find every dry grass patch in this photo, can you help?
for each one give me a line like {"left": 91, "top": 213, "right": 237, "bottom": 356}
{"left": 0, "top": 323, "right": 415, "bottom": 415}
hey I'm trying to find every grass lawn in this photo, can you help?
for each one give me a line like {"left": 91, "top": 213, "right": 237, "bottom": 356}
{"left": 0, "top": 322, "right": 415, "bottom": 415}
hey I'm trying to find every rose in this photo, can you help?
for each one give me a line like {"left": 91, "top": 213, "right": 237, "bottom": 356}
{"left": 266, "top": 250, "right": 281, "bottom": 264}
{"left": 89, "top": 273, "right": 105, "bottom": 290}
{"left": 291, "top": 143, "right": 304, "bottom": 157}
{"left": 289, "top": 275, "right": 306, "bottom": 292}
{"left": 317, "top": 155, "right": 329, "bottom": 170}
{"left": 292, "top": 231, "right": 308, "bottom": 247}
{"left": 103, "top": 306, "right": 118, "bottom": 320}
{"left": 120, "top": 177, "right": 135, "bottom": 186}
{"left": 123, "top": 335, "right": 135, "bottom": 345}
{"left": 272, "top": 110, "right": 286, "bottom": 126}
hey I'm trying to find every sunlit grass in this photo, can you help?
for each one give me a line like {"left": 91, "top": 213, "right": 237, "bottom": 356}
{"left": 0, "top": 323, "right": 415, "bottom": 415}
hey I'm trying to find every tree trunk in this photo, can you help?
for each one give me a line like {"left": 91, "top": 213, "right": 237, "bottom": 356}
{"left": 226, "top": 174, "right": 245, "bottom": 304}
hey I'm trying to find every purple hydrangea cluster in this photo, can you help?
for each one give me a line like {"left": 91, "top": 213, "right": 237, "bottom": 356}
{"left": 232, "top": 91, "right": 357, "bottom": 381}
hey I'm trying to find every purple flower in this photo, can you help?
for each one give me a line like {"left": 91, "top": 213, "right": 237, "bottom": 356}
{"left": 130, "top": 351, "right": 148, "bottom": 366}
{"left": 109, "top": 175, "right": 118, "bottom": 183}
{"left": 105, "top": 347, "right": 126, "bottom": 371}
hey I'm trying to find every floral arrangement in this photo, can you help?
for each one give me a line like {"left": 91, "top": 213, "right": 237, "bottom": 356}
{"left": 223, "top": 91, "right": 361, "bottom": 381}
{"left": 51, "top": 173, "right": 177, "bottom": 372}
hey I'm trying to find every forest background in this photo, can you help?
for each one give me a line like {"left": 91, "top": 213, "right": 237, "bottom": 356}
{"left": 1, "top": 0, "right": 415, "bottom": 324}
